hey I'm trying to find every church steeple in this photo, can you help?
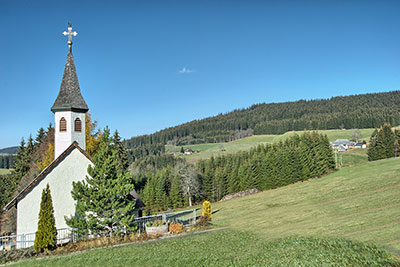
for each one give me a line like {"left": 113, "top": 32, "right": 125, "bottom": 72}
{"left": 53, "top": 23, "right": 88, "bottom": 158}
{"left": 51, "top": 50, "right": 88, "bottom": 113}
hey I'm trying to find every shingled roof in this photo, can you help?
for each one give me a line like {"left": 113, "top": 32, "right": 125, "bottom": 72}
{"left": 51, "top": 50, "right": 89, "bottom": 113}
{"left": 3, "top": 142, "right": 91, "bottom": 211}
{"left": 3, "top": 142, "right": 145, "bottom": 211}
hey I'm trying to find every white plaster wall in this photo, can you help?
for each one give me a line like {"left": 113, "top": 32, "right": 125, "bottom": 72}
{"left": 54, "top": 111, "right": 86, "bottom": 158}
{"left": 16, "top": 148, "right": 92, "bottom": 240}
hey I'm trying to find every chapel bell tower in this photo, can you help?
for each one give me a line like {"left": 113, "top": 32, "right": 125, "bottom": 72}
{"left": 51, "top": 23, "right": 89, "bottom": 158}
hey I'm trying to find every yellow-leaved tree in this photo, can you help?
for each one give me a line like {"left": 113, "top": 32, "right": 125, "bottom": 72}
{"left": 85, "top": 113, "right": 101, "bottom": 157}
{"left": 36, "top": 114, "right": 100, "bottom": 171}
{"left": 37, "top": 143, "right": 54, "bottom": 172}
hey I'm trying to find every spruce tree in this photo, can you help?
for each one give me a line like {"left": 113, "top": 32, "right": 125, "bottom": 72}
{"left": 12, "top": 138, "right": 30, "bottom": 179}
{"left": 66, "top": 127, "right": 136, "bottom": 236}
{"left": 381, "top": 124, "right": 395, "bottom": 158}
{"left": 170, "top": 175, "right": 183, "bottom": 208}
{"left": 34, "top": 184, "right": 57, "bottom": 252}
{"left": 112, "top": 130, "right": 130, "bottom": 174}
{"left": 368, "top": 129, "right": 378, "bottom": 161}
{"left": 35, "top": 128, "right": 46, "bottom": 148}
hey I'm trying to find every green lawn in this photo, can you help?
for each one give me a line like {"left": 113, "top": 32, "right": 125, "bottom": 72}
{"left": 13, "top": 156, "right": 400, "bottom": 266}
{"left": 0, "top": 168, "right": 11, "bottom": 175}
{"left": 13, "top": 230, "right": 399, "bottom": 266}
{"left": 340, "top": 148, "right": 368, "bottom": 167}
{"left": 167, "top": 128, "right": 375, "bottom": 161}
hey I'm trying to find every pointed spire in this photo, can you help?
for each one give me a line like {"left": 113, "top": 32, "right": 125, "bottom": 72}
{"left": 51, "top": 49, "right": 89, "bottom": 113}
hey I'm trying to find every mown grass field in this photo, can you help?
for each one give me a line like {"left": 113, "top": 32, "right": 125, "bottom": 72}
{"left": 211, "top": 156, "right": 400, "bottom": 252}
{"left": 13, "top": 156, "right": 400, "bottom": 266}
{"left": 13, "top": 230, "right": 399, "bottom": 266}
{"left": 0, "top": 168, "right": 11, "bottom": 175}
{"left": 167, "top": 128, "right": 374, "bottom": 161}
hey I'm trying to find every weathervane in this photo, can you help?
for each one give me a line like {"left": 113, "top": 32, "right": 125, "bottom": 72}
{"left": 63, "top": 22, "right": 78, "bottom": 49}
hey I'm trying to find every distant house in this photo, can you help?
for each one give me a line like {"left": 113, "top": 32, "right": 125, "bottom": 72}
{"left": 184, "top": 148, "right": 194, "bottom": 155}
{"left": 330, "top": 139, "right": 355, "bottom": 150}
{"left": 355, "top": 142, "right": 367, "bottom": 149}
{"left": 337, "top": 144, "right": 347, "bottom": 152}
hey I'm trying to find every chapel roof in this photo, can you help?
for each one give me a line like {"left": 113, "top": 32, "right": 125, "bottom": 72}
{"left": 51, "top": 49, "right": 89, "bottom": 113}
{"left": 3, "top": 142, "right": 91, "bottom": 211}
{"left": 3, "top": 142, "right": 145, "bottom": 211}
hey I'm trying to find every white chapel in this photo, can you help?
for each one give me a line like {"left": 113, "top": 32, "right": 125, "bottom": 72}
{"left": 3, "top": 24, "right": 143, "bottom": 248}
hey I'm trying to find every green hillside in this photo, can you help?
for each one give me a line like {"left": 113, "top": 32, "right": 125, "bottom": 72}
{"left": 0, "top": 168, "right": 11, "bottom": 175}
{"left": 212, "top": 156, "right": 400, "bottom": 252}
{"left": 13, "top": 231, "right": 399, "bottom": 266}
{"left": 168, "top": 128, "right": 374, "bottom": 161}
{"left": 125, "top": 90, "right": 400, "bottom": 147}
{"left": 13, "top": 157, "right": 400, "bottom": 266}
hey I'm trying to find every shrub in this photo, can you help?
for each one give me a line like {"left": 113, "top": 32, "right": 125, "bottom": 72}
{"left": 202, "top": 200, "right": 212, "bottom": 220}
{"left": 33, "top": 184, "right": 57, "bottom": 253}
{"left": 145, "top": 219, "right": 167, "bottom": 227}
{"left": 197, "top": 216, "right": 211, "bottom": 227}
{"left": 169, "top": 222, "right": 183, "bottom": 234}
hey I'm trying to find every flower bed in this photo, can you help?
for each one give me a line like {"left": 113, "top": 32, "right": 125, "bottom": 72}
{"left": 145, "top": 220, "right": 169, "bottom": 236}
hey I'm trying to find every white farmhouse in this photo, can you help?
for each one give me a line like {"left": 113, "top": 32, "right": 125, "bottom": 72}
{"left": 3, "top": 25, "right": 143, "bottom": 248}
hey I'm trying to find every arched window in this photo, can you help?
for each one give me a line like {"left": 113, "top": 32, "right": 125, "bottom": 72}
{"left": 74, "top": 118, "right": 82, "bottom": 132}
{"left": 60, "top": 117, "right": 67, "bottom": 132}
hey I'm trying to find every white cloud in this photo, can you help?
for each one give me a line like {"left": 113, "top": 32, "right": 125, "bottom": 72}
{"left": 178, "top": 67, "right": 195, "bottom": 74}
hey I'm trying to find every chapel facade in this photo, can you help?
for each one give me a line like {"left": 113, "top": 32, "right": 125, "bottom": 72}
{"left": 4, "top": 25, "right": 144, "bottom": 249}
{"left": 3, "top": 25, "right": 93, "bottom": 248}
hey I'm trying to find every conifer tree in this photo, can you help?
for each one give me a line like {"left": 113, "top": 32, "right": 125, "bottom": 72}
{"left": 369, "top": 124, "right": 395, "bottom": 161}
{"left": 12, "top": 139, "right": 30, "bottom": 179}
{"left": 26, "top": 135, "right": 35, "bottom": 156}
{"left": 34, "top": 184, "right": 57, "bottom": 252}
{"left": 368, "top": 129, "right": 378, "bottom": 161}
{"left": 142, "top": 175, "right": 156, "bottom": 214}
{"left": 35, "top": 128, "right": 46, "bottom": 148}
{"left": 66, "top": 127, "right": 136, "bottom": 236}
{"left": 213, "top": 166, "right": 226, "bottom": 200}
{"left": 379, "top": 124, "right": 395, "bottom": 159}
{"left": 112, "top": 130, "right": 130, "bottom": 175}
{"left": 170, "top": 175, "right": 183, "bottom": 208}
{"left": 238, "top": 161, "right": 250, "bottom": 191}
{"left": 202, "top": 157, "right": 214, "bottom": 200}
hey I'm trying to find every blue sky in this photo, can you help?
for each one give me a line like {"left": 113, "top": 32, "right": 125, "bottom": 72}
{"left": 1, "top": 0, "right": 400, "bottom": 148}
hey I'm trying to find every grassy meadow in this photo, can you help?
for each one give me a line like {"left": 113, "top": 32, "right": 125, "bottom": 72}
{"left": 211, "top": 156, "right": 400, "bottom": 252}
{"left": 0, "top": 168, "right": 11, "bottom": 175}
{"left": 13, "top": 155, "right": 400, "bottom": 266}
{"left": 167, "top": 128, "right": 374, "bottom": 161}
{"left": 13, "top": 230, "right": 399, "bottom": 266}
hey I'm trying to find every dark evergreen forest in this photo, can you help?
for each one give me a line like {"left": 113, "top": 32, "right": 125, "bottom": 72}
{"left": 137, "top": 132, "right": 335, "bottom": 214}
{"left": 125, "top": 91, "right": 400, "bottom": 148}
{"left": 368, "top": 124, "right": 400, "bottom": 161}
{"left": 0, "top": 155, "right": 16, "bottom": 169}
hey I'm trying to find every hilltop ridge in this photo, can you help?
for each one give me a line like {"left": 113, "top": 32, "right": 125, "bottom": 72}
{"left": 125, "top": 90, "right": 400, "bottom": 148}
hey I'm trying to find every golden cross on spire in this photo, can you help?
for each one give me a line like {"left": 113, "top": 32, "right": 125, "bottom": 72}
{"left": 63, "top": 22, "right": 78, "bottom": 49}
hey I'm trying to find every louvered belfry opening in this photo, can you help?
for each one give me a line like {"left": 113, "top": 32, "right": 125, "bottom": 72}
{"left": 60, "top": 117, "right": 67, "bottom": 132}
{"left": 75, "top": 118, "right": 82, "bottom": 132}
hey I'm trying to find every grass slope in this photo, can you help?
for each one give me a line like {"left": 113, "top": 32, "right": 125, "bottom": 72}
{"left": 13, "top": 231, "right": 399, "bottom": 266}
{"left": 167, "top": 128, "right": 374, "bottom": 161}
{"left": 13, "top": 156, "right": 400, "bottom": 266}
{"left": 0, "top": 168, "right": 11, "bottom": 175}
{"left": 212, "top": 156, "right": 400, "bottom": 252}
